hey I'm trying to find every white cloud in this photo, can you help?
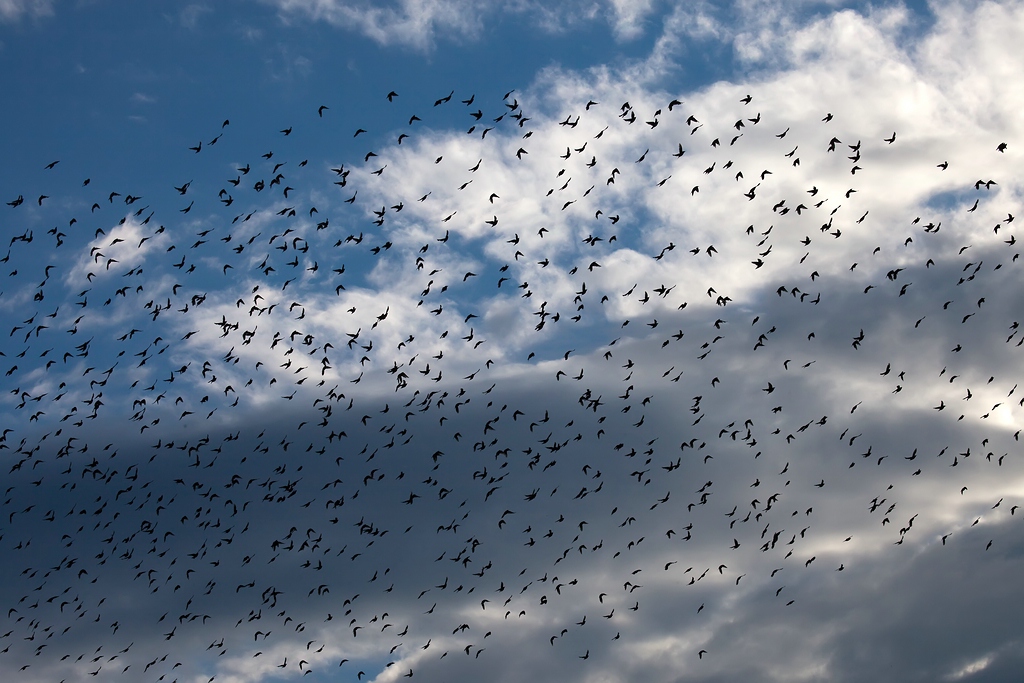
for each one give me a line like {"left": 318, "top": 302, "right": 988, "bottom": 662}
{"left": 4, "top": 3, "right": 1024, "bottom": 683}
{"left": 0, "top": 0, "right": 53, "bottom": 22}
{"left": 179, "top": 3, "right": 212, "bottom": 30}
{"left": 200, "top": 4, "right": 1024, "bottom": 679}
{"left": 260, "top": 0, "right": 675, "bottom": 49}
{"left": 607, "top": 0, "right": 658, "bottom": 39}
{"left": 266, "top": 0, "right": 489, "bottom": 49}
{"left": 65, "top": 217, "right": 169, "bottom": 286}
{"left": 945, "top": 653, "right": 994, "bottom": 680}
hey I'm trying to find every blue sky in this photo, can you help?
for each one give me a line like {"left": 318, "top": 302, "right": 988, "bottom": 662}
{"left": 1, "top": 1, "right": 1024, "bottom": 682}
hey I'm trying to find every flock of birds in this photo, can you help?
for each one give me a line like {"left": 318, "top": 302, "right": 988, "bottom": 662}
{"left": 0, "top": 82, "right": 1021, "bottom": 682}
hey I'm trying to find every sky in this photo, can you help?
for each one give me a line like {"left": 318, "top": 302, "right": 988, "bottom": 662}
{"left": 1, "top": 1, "right": 1023, "bottom": 682}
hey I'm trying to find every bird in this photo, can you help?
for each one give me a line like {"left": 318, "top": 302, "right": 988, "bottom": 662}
{"left": 0, "top": 64, "right": 1016, "bottom": 683}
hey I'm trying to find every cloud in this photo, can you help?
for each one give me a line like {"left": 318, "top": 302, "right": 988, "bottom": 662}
{"left": 264, "top": 0, "right": 490, "bottom": 49}
{"left": 179, "top": 3, "right": 213, "bottom": 30}
{"left": 0, "top": 0, "right": 53, "bottom": 22}
{"left": 233, "top": 21, "right": 265, "bottom": 41}
{"left": 607, "top": 0, "right": 659, "bottom": 39}
{"left": 2, "top": 2, "right": 1024, "bottom": 683}
{"left": 259, "top": 0, "right": 673, "bottom": 49}
{"left": 64, "top": 216, "right": 169, "bottom": 285}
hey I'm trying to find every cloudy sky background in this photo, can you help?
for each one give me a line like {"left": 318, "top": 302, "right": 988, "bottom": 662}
{"left": 1, "top": 1, "right": 1023, "bottom": 682}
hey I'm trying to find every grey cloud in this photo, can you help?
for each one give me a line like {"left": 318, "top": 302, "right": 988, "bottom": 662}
{"left": 2, "top": 2, "right": 1024, "bottom": 683}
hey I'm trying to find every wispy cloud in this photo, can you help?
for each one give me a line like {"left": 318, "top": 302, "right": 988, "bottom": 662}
{"left": 0, "top": 0, "right": 53, "bottom": 23}
{"left": 260, "top": 0, "right": 674, "bottom": 49}
{"left": 265, "top": 0, "right": 489, "bottom": 49}
{"left": 179, "top": 3, "right": 212, "bottom": 30}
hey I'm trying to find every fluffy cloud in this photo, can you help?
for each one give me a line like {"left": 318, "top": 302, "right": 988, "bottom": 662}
{"left": 2, "top": 2, "right": 1023, "bottom": 683}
